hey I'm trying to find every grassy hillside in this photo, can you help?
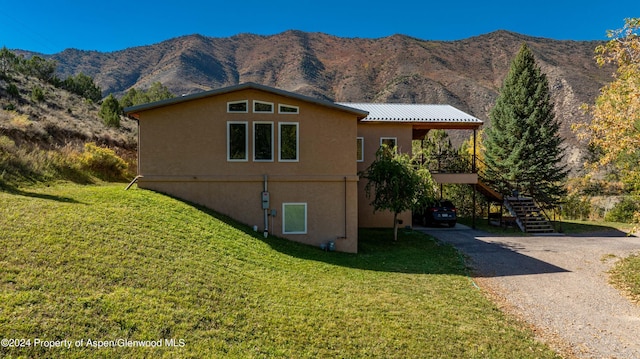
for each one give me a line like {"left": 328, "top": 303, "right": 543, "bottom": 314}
{"left": 0, "top": 71, "right": 137, "bottom": 186}
{"left": 0, "top": 183, "right": 559, "bottom": 358}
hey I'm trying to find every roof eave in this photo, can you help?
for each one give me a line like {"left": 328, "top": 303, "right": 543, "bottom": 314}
{"left": 123, "top": 82, "right": 369, "bottom": 119}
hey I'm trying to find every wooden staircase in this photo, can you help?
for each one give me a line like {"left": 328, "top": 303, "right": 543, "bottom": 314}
{"left": 476, "top": 180, "right": 503, "bottom": 202}
{"left": 504, "top": 197, "right": 555, "bottom": 234}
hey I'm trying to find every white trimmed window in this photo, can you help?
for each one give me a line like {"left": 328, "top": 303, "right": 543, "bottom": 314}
{"left": 227, "top": 100, "right": 248, "bottom": 113}
{"left": 357, "top": 137, "right": 364, "bottom": 162}
{"left": 227, "top": 121, "right": 248, "bottom": 161}
{"left": 278, "top": 104, "right": 299, "bottom": 114}
{"left": 380, "top": 137, "right": 397, "bottom": 148}
{"left": 279, "top": 122, "right": 299, "bottom": 162}
{"left": 254, "top": 121, "right": 274, "bottom": 161}
{"left": 254, "top": 100, "right": 274, "bottom": 113}
{"left": 283, "top": 203, "right": 307, "bottom": 234}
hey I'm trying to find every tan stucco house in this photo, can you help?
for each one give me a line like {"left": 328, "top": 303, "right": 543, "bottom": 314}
{"left": 125, "top": 83, "right": 482, "bottom": 253}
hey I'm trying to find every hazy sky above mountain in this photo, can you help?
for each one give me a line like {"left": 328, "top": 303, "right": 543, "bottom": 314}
{"left": 1, "top": 0, "right": 636, "bottom": 54}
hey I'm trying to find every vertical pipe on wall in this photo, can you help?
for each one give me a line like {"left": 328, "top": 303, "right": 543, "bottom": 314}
{"left": 344, "top": 176, "right": 348, "bottom": 239}
{"left": 263, "top": 174, "right": 269, "bottom": 236}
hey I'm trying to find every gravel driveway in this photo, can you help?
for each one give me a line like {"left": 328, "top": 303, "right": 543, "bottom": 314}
{"left": 419, "top": 225, "right": 640, "bottom": 359}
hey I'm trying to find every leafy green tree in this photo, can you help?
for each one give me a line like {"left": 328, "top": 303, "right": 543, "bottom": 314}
{"left": 120, "top": 82, "right": 174, "bottom": 107}
{"left": 484, "top": 43, "right": 567, "bottom": 205}
{"left": 99, "top": 94, "right": 122, "bottom": 127}
{"left": 361, "top": 145, "right": 436, "bottom": 241}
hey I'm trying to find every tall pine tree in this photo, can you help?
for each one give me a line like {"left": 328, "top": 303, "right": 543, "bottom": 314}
{"left": 484, "top": 43, "right": 567, "bottom": 205}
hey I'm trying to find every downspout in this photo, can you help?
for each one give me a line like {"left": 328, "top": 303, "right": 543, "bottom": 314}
{"left": 125, "top": 116, "right": 141, "bottom": 191}
{"left": 344, "top": 176, "right": 348, "bottom": 239}
{"left": 263, "top": 174, "right": 269, "bottom": 237}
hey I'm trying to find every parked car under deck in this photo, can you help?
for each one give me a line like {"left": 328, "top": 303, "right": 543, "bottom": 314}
{"left": 415, "top": 200, "right": 457, "bottom": 227}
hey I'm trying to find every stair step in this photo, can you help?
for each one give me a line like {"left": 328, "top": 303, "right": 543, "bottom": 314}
{"left": 503, "top": 196, "right": 555, "bottom": 234}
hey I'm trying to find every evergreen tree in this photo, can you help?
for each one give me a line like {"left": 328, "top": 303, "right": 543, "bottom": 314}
{"left": 0, "top": 47, "right": 18, "bottom": 78}
{"left": 99, "top": 94, "right": 122, "bottom": 128}
{"left": 484, "top": 43, "right": 567, "bottom": 205}
{"left": 119, "top": 82, "right": 174, "bottom": 108}
{"left": 63, "top": 73, "right": 102, "bottom": 102}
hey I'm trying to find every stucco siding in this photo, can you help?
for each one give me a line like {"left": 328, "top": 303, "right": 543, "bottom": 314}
{"left": 138, "top": 177, "right": 359, "bottom": 253}
{"left": 356, "top": 122, "right": 414, "bottom": 228}
{"left": 138, "top": 89, "right": 357, "bottom": 177}
{"left": 135, "top": 87, "right": 360, "bottom": 252}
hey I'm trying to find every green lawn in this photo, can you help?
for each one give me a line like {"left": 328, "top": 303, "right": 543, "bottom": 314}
{"left": 459, "top": 216, "right": 637, "bottom": 236}
{"left": 0, "top": 183, "right": 559, "bottom": 358}
{"left": 610, "top": 254, "right": 640, "bottom": 304}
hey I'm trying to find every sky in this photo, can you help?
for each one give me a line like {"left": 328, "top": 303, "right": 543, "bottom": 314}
{"left": 0, "top": 0, "right": 638, "bottom": 54}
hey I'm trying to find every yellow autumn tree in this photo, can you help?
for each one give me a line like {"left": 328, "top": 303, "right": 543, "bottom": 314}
{"left": 575, "top": 18, "right": 640, "bottom": 223}
{"left": 577, "top": 18, "right": 640, "bottom": 169}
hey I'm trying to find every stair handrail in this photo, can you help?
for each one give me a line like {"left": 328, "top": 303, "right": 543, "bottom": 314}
{"left": 475, "top": 157, "right": 560, "bottom": 231}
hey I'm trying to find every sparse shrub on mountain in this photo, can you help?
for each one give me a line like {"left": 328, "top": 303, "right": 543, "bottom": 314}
{"left": 62, "top": 72, "right": 102, "bottom": 102}
{"left": 30, "top": 85, "right": 44, "bottom": 102}
{"left": 119, "top": 81, "right": 175, "bottom": 107}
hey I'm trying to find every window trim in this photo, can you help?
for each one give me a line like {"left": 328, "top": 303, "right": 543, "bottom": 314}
{"left": 227, "top": 121, "right": 248, "bottom": 162}
{"left": 227, "top": 100, "right": 248, "bottom": 113}
{"left": 253, "top": 100, "right": 274, "bottom": 113}
{"left": 253, "top": 121, "right": 274, "bottom": 162}
{"left": 278, "top": 104, "right": 299, "bottom": 114}
{"left": 356, "top": 137, "right": 364, "bottom": 162}
{"left": 278, "top": 122, "right": 299, "bottom": 162}
{"left": 282, "top": 202, "right": 307, "bottom": 234}
{"left": 380, "top": 137, "right": 397, "bottom": 151}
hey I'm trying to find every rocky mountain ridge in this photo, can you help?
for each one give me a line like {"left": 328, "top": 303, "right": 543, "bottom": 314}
{"left": 43, "top": 30, "right": 614, "bottom": 168}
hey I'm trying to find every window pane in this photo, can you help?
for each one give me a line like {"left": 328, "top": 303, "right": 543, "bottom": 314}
{"left": 228, "top": 101, "right": 247, "bottom": 112}
{"left": 381, "top": 138, "right": 396, "bottom": 148}
{"left": 356, "top": 138, "right": 363, "bottom": 162}
{"left": 254, "top": 101, "right": 273, "bottom": 113}
{"left": 255, "top": 123, "right": 273, "bottom": 161}
{"left": 280, "top": 123, "right": 298, "bottom": 161}
{"left": 228, "top": 123, "right": 247, "bottom": 160}
{"left": 279, "top": 104, "right": 299, "bottom": 114}
{"left": 284, "top": 203, "right": 306, "bottom": 233}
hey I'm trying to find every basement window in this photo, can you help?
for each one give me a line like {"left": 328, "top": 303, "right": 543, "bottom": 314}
{"left": 283, "top": 203, "right": 307, "bottom": 234}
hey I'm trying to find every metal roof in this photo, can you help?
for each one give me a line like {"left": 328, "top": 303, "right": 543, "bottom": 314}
{"left": 124, "top": 82, "right": 369, "bottom": 119}
{"left": 337, "top": 103, "right": 483, "bottom": 125}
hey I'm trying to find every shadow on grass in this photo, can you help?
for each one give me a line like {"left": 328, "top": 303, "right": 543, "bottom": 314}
{"left": 551, "top": 221, "right": 636, "bottom": 237}
{"left": 149, "top": 190, "right": 467, "bottom": 275}
{"left": 0, "top": 182, "right": 83, "bottom": 203}
{"left": 460, "top": 217, "right": 635, "bottom": 237}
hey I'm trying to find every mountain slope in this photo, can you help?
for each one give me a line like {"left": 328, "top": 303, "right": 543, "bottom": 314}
{"left": 48, "top": 30, "right": 612, "bottom": 167}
